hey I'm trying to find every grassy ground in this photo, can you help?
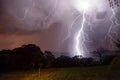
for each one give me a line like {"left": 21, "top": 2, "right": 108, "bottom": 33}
{"left": 1, "top": 53, "right": 120, "bottom": 80}
{"left": 0, "top": 66, "right": 115, "bottom": 80}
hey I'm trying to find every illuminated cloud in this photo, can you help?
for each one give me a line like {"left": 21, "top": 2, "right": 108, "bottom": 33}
{"left": 0, "top": 0, "right": 120, "bottom": 56}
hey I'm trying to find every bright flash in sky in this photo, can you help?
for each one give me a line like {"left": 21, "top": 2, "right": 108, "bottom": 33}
{"left": 71, "top": 0, "right": 112, "bottom": 57}
{"left": 73, "top": 0, "right": 91, "bottom": 12}
{"left": 72, "top": 0, "right": 108, "bottom": 56}
{"left": 73, "top": 0, "right": 92, "bottom": 56}
{"left": 75, "top": 0, "right": 90, "bottom": 10}
{"left": 72, "top": 0, "right": 108, "bottom": 12}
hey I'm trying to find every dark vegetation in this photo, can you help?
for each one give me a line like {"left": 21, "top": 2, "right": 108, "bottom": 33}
{"left": 0, "top": 39, "right": 120, "bottom": 72}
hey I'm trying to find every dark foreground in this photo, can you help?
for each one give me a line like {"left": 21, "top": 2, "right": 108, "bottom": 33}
{"left": 0, "top": 65, "right": 120, "bottom": 80}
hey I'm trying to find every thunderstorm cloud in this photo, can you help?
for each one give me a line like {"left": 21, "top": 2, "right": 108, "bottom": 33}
{"left": 0, "top": 0, "right": 120, "bottom": 56}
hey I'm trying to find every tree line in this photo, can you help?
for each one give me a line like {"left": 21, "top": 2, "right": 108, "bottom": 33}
{"left": 0, "top": 40, "right": 120, "bottom": 72}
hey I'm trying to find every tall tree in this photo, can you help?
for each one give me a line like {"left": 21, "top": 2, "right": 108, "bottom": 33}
{"left": 44, "top": 51, "right": 55, "bottom": 68}
{"left": 96, "top": 48, "right": 105, "bottom": 64}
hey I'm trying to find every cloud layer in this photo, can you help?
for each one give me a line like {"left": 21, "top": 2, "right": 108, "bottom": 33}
{"left": 0, "top": 0, "right": 120, "bottom": 56}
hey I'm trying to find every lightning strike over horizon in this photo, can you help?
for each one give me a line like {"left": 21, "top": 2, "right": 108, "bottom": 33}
{"left": 101, "top": 0, "right": 120, "bottom": 49}
{"left": 72, "top": 0, "right": 92, "bottom": 56}
{"left": 4, "top": 0, "right": 119, "bottom": 57}
{"left": 75, "top": 9, "right": 87, "bottom": 56}
{"left": 72, "top": 0, "right": 120, "bottom": 56}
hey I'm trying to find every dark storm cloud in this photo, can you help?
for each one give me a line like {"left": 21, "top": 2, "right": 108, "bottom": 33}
{"left": 0, "top": 0, "right": 72, "bottom": 35}
{"left": 0, "top": 0, "right": 72, "bottom": 52}
{"left": 0, "top": 0, "right": 46, "bottom": 34}
{"left": 116, "top": 10, "right": 120, "bottom": 23}
{"left": 0, "top": 0, "right": 120, "bottom": 56}
{"left": 0, "top": 14, "right": 35, "bottom": 35}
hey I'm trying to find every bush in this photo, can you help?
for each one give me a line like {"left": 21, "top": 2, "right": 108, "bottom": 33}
{"left": 107, "top": 53, "right": 120, "bottom": 80}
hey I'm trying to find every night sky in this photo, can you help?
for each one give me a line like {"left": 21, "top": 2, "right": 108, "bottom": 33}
{"left": 0, "top": 0, "right": 120, "bottom": 56}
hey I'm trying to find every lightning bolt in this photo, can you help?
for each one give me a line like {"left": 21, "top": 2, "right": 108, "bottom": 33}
{"left": 41, "top": 0, "right": 58, "bottom": 29}
{"left": 102, "top": 8, "right": 120, "bottom": 49}
{"left": 61, "top": 8, "right": 89, "bottom": 56}
{"left": 21, "top": 8, "right": 29, "bottom": 21}
{"left": 44, "top": 0, "right": 58, "bottom": 21}
{"left": 62, "top": 10, "right": 79, "bottom": 42}
{"left": 20, "top": 0, "right": 34, "bottom": 21}
{"left": 75, "top": 9, "right": 86, "bottom": 56}
{"left": 65, "top": 0, "right": 93, "bottom": 56}
{"left": 20, "top": 0, "right": 58, "bottom": 22}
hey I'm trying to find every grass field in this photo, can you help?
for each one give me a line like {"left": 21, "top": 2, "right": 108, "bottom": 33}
{"left": 1, "top": 65, "right": 119, "bottom": 80}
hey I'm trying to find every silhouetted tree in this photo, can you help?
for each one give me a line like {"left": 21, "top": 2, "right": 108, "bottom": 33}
{"left": 107, "top": 53, "right": 120, "bottom": 79}
{"left": 53, "top": 55, "right": 72, "bottom": 67}
{"left": 0, "top": 44, "right": 44, "bottom": 71}
{"left": 95, "top": 48, "right": 105, "bottom": 64}
{"left": 53, "top": 55, "right": 95, "bottom": 67}
{"left": 43, "top": 51, "right": 55, "bottom": 68}
{"left": 103, "top": 55, "right": 116, "bottom": 65}
{"left": 0, "top": 50, "right": 13, "bottom": 71}
{"left": 72, "top": 56, "right": 81, "bottom": 66}
{"left": 13, "top": 44, "right": 44, "bottom": 69}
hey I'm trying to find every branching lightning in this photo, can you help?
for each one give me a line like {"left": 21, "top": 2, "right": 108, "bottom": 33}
{"left": 62, "top": 10, "right": 79, "bottom": 42}
{"left": 43, "top": 0, "right": 58, "bottom": 21}
{"left": 73, "top": 0, "right": 92, "bottom": 56}
{"left": 102, "top": 8, "right": 120, "bottom": 49}
{"left": 15, "top": 0, "right": 120, "bottom": 56}
{"left": 72, "top": 0, "right": 120, "bottom": 56}
{"left": 20, "top": 0, "right": 58, "bottom": 23}
{"left": 62, "top": 0, "right": 92, "bottom": 56}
